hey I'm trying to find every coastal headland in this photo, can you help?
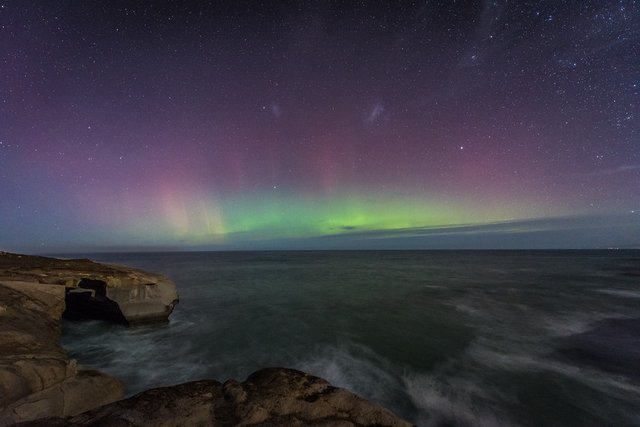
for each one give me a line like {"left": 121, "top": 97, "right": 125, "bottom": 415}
{"left": 0, "top": 252, "right": 411, "bottom": 426}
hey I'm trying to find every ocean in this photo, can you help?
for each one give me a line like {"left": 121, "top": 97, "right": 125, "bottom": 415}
{"left": 59, "top": 251, "right": 640, "bottom": 426}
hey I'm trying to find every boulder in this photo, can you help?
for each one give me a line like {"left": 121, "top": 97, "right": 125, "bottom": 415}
{"left": 19, "top": 368, "right": 412, "bottom": 426}
{"left": 221, "top": 368, "right": 413, "bottom": 426}
{"left": 0, "top": 252, "right": 179, "bottom": 325}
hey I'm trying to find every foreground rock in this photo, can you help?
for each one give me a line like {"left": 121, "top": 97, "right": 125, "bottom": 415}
{"left": 0, "top": 251, "right": 178, "bottom": 424}
{"left": 20, "top": 368, "right": 412, "bottom": 427}
{"left": 0, "top": 280, "right": 123, "bottom": 425}
{"left": 0, "top": 252, "right": 179, "bottom": 325}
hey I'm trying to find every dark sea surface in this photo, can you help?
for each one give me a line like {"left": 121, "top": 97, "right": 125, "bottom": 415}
{"left": 59, "top": 251, "right": 640, "bottom": 426}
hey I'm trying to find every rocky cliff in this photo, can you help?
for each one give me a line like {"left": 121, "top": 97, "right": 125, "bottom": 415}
{"left": 0, "top": 279, "right": 124, "bottom": 425}
{"left": 0, "top": 253, "right": 412, "bottom": 426}
{"left": 0, "top": 252, "right": 179, "bottom": 325}
{"left": 21, "top": 368, "right": 412, "bottom": 426}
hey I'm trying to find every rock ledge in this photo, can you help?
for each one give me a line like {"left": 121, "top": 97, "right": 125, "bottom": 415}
{"left": 0, "top": 275, "right": 124, "bottom": 425}
{"left": 21, "top": 368, "right": 412, "bottom": 427}
{"left": 0, "top": 252, "right": 179, "bottom": 325}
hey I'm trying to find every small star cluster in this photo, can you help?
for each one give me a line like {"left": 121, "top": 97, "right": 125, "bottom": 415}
{"left": 0, "top": 1, "right": 638, "bottom": 249}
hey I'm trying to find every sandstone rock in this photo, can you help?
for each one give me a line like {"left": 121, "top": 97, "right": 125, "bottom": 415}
{"left": 0, "top": 282, "right": 68, "bottom": 408}
{"left": 228, "top": 368, "right": 412, "bottom": 426}
{"left": 20, "top": 368, "right": 412, "bottom": 426}
{"left": 0, "top": 252, "right": 179, "bottom": 325}
{"left": 0, "top": 279, "right": 124, "bottom": 425}
{"left": 3, "top": 370, "right": 123, "bottom": 425}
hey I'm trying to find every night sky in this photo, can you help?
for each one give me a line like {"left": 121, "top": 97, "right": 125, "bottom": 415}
{"left": 1, "top": 1, "right": 639, "bottom": 251}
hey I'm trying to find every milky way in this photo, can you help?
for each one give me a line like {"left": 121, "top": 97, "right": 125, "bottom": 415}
{"left": 1, "top": 1, "right": 639, "bottom": 250}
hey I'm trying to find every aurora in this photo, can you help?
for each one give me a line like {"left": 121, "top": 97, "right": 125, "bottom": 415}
{"left": 1, "top": 2, "right": 638, "bottom": 251}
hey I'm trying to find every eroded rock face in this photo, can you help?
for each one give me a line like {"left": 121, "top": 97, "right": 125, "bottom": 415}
{"left": 222, "top": 368, "right": 413, "bottom": 426}
{"left": 0, "top": 280, "right": 124, "bottom": 426}
{"left": 21, "top": 368, "right": 412, "bottom": 427}
{"left": 0, "top": 252, "right": 179, "bottom": 325}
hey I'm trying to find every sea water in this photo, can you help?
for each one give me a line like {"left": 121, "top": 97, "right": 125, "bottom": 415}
{"left": 59, "top": 251, "right": 640, "bottom": 426}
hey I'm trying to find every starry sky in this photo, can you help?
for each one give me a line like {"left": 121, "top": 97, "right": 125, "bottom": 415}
{"left": 1, "top": 1, "right": 639, "bottom": 252}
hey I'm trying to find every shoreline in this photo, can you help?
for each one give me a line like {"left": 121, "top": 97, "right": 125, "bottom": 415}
{"left": 0, "top": 252, "right": 411, "bottom": 426}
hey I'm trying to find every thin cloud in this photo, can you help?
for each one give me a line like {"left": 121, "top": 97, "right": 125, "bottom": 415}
{"left": 365, "top": 103, "right": 384, "bottom": 124}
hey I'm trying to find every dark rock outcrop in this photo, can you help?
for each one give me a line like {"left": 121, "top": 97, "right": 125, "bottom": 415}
{"left": 0, "top": 251, "right": 179, "bottom": 424}
{"left": 0, "top": 280, "right": 124, "bottom": 425}
{"left": 20, "top": 368, "right": 412, "bottom": 427}
{"left": 0, "top": 252, "right": 179, "bottom": 325}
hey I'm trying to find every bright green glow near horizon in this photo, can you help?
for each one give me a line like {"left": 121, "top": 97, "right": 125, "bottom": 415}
{"left": 117, "top": 192, "right": 551, "bottom": 246}
{"left": 224, "top": 196, "right": 458, "bottom": 235}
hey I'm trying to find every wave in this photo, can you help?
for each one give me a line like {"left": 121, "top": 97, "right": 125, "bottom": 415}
{"left": 63, "top": 317, "right": 209, "bottom": 395}
{"left": 537, "top": 313, "right": 609, "bottom": 337}
{"left": 469, "top": 344, "right": 640, "bottom": 398}
{"left": 403, "top": 373, "right": 518, "bottom": 427}
{"left": 294, "top": 342, "right": 403, "bottom": 408}
{"left": 595, "top": 289, "right": 640, "bottom": 299}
